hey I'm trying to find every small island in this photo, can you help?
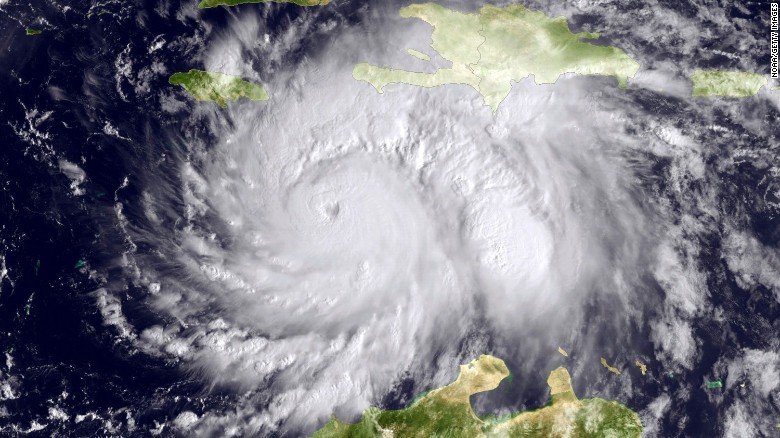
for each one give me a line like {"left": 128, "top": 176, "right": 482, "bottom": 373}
{"left": 25, "top": 27, "right": 42, "bottom": 35}
{"left": 312, "top": 355, "right": 643, "bottom": 437}
{"left": 690, "top": 70, "right": 767, "bottom": 97}
{"left": 198, "top": 0, "right": 330, "bottom": 9}
{"left": 407, "top": 48, "right": 431, "bottom": 61}
{"left": 600, "top": 357, "right": 621, "bottom": 375}
{"left": 168, "top": 69, "right": 269, "bottom": 107}
{"left": 353, "top": 3, "right": 640, "bottom": 111}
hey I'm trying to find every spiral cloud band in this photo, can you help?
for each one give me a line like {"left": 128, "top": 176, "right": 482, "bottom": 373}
{"left": 95, "top": 3, "right": 780, "bottom": 435}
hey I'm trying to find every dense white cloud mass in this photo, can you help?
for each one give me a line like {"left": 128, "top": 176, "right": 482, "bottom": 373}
{"left": 3, "top": 0, "right": 780, "bottom": 435}
{"left": 639, "top": 393, "right": 671, "bottom": 436}
{"left": 723, "top": 402, "right": 758, "bottom": 438}
{"left": 723, "top": 230, "right": 780, "bottom": 300}
{"left": 94, "top": 1, "right": 780, "bottom": 435}
{"left": 726, "top": 349, "right": 780, "bottom": 397}
{"left": 126, "top": 19, "right": 664, "bottom": 432}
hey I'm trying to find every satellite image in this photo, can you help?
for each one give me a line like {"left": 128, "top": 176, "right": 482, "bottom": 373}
{"left": 0, "top": 0, "right": 779, "bottom": 436}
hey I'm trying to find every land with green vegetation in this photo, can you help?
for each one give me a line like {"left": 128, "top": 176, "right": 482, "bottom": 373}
{"left": 312, "top": 355, "right": 643, "bottom": 438}
{"left": 635, "top": 360, "right": 647, "bottom": 376}
{"left": 25, "top": 27, "right": 42, "bottom": 35}
{"left": 406, "top": 49, "right": 431, "bottom": 61}
{"left": 198, "top": 0, "right": 329, "bottom": 8}
{"left": 690, "top": 70, "right": 767, "bottom": 97}
{"left": 600, "top": 357, "right": 621, "bottom": 375}
{"left": 353, "top": 3, "right": 640, "bottom": 111}
{"left": 168, "top": 69, "right": 269, "bottom": 107}
{"left": 407, "top": 48, "right": 431, "bottom": 62}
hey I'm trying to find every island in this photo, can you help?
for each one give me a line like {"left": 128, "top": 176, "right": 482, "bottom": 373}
{"left": 635, "top": 360, "right": 647, "bottom": 376}
{"left": 600, "top": 357, "right": 621, "bottom": 375}
{"left": 198, "top": 0, "right": 329, "bottom": 8}
{"left": 168, "top": 69, "right": 269, "bottom": 107}
{"left": 690, "top": 70, "right": 767, "bottom": 97}
{"left": 407, "top": 49, "right": 431, "bottom": 62}
{"left": 312, "top": 355, "right": 643, "bottom": 437}
{"left": 25, "top": 27, "right": 42, "bottom": 35}
{"left": 353, "top": 3, "right": 640, "bottom": 111}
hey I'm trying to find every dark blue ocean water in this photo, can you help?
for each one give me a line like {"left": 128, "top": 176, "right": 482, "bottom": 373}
{"left": 1, "top": 0, "right": 778, "bottom": 436}
{"left": 0, "top": 0, "right": 325, "bottom": 434}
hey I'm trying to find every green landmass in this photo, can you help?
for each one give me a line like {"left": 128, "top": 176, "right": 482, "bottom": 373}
{"left": 198, "top": 0, "right": 329, "bottom": 9}
{"left": 407, "top": 48, "right": 431, "bottom": 62}
{"left": 635, "top": 360, "right": 647, "bottom": 376}
{"left": 312, "top": 355, "right": 643, "bottom": 438}
{"left": 706, "top": 380, "right": 723, "bottom": 389}
{"left": 690, "top": 70, "right": 767, "bottom": 97}
{"left": 600, "top": 357, "right": 621, "bottom": 375}
{"left": 353, "top": 3, "right": 640, "bottom": 111}
{"left": 168, "top": 69, "right": 269, "bottom": 107}
{"left": 25, "top": 27, "right": 42, "bottom": 35}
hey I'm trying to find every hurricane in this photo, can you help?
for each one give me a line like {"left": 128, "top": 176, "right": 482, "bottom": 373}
{"left": 116, "top": 14, "right": 687, "bottom": 434}
{"left": 1, "top": 0, "right": 779, "bottom": 436}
